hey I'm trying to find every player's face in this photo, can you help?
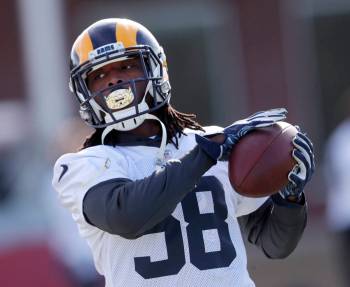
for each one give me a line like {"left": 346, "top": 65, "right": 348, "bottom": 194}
{"left": 86, "top": 57, "right": 147, "bottom": 109}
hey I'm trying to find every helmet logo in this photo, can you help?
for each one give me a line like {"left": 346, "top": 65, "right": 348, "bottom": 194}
{"left": 88, "top": 42, "right": 125, "bottom": 59}
{"left": 105, "top": 88, "right": 134, "bottom": 110}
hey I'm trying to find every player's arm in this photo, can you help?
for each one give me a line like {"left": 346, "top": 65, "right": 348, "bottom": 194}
{"left": 238, "top": 193, "right": 307, "bottom": 259}
{"left": 83, "top": 145, "right": 215, "bottom": 239}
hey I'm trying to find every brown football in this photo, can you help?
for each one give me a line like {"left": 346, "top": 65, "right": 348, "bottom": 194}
{"left": 228, "top": 121, "right": 297, "bottom": 197}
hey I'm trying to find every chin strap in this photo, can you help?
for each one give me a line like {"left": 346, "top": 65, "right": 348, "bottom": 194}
{"left": 101, "top": 124, "right": 117, "bottom": 145}
{"left": 146, "top": 114, "right": 167, "bottom": 168}
{"left": 101, "top": 113, "right": 168, "bottom": 168}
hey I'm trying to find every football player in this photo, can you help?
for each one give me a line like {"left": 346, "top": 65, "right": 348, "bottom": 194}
{"left": 53, "top": 18, "right": 315, "bottom": 287}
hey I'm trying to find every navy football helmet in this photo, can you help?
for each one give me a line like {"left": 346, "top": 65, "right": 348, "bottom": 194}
{"left": 69, "top": 18, "right": 171, "bottom": 131}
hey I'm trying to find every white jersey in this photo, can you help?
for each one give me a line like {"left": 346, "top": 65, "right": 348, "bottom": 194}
{"left": 52, "top": 128, "right": 267, "bottom": 287}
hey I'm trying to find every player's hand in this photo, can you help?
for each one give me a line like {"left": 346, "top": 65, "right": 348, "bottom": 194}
{"left": 195, "top": 108, "right": 287, "bottom": 161}
{"left": 279, "top": 131, "right": 315, "bottom": 201}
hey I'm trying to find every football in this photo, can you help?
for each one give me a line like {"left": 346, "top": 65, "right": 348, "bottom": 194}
{"left": 228, "top": 121, "right": 297, "bottom": 197}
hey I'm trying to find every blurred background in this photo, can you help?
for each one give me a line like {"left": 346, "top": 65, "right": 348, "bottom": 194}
{"left": 1, "top": 0, "right": 350, "bottom": 286}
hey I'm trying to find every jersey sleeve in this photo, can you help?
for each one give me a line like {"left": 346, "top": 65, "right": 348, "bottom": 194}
{"left": 234, "top": 193, "right": 269, "bottom": 217}
{"left": 52, "top": 146, "right": 129, "bottom": 226}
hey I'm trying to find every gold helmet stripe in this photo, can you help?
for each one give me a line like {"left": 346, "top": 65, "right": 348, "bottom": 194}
{"left": 75, "top": 31, "right": 94, "bottom": 64}
{"left": 116, "top": 20, "right": 137, "bottom": 48}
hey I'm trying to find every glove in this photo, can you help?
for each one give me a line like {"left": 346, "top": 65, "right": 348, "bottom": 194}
{"left": 195, "top": 108, "right": 287, "bottom": 161}
{"left": 279, "top": 131, "right": 315, "bottom": 201}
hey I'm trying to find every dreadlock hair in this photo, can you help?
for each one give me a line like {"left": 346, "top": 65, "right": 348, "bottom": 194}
{"left": 80, "top": 104, "right": 204, "bottom": 150}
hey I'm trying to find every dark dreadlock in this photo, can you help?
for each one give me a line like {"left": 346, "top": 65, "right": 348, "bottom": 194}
{"left": 80, "top": 105, "right": 204, "bottom": 150}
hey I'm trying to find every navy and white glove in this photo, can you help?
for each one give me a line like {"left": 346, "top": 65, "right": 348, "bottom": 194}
{"left": 279, "top": 131, "right": 315, "bottom": 201}
{"left": 195, "top": 108, "right": 287, "bottom": 161}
